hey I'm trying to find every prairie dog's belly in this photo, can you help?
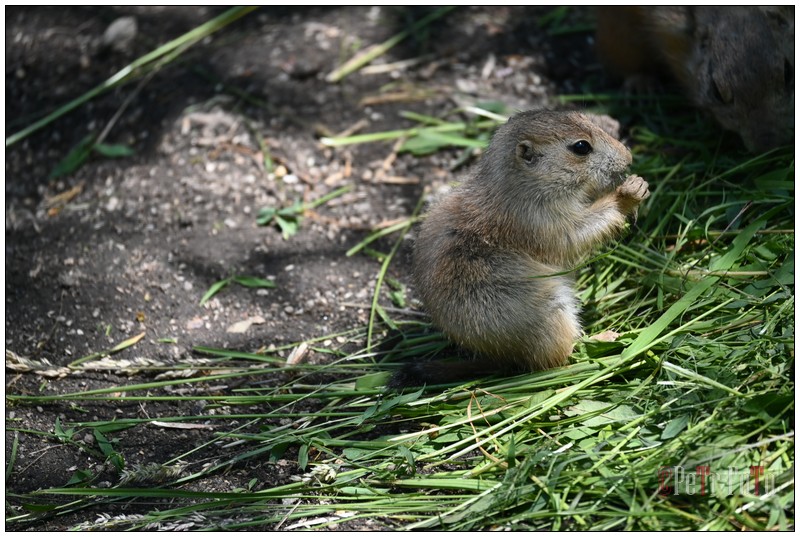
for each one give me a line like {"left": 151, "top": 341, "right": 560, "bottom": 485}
{"left": 420, "top": 250, "right": 582, "bottom": 370}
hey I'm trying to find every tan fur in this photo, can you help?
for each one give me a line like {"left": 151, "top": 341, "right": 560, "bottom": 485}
{"left": 596, "top": 6, "right": 795, "bottom": 152}
{"left": 411, "top": 110, "right": 649, "bottom": 378}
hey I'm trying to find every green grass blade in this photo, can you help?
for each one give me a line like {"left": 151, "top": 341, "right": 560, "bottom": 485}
{"left": 326, "top": 6, "right": 456, "bottom": 83}
{"left": 6, "top": 6, "right": 258, "bottom": 147}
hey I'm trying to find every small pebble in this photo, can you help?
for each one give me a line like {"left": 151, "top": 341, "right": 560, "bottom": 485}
{"left": 102, "top": 16, "right": 138, "bottom": 52}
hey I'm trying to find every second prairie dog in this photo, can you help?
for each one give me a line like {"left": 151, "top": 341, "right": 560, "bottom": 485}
{"left": 595, "top": 6, "right": 794, "bottom": 152}
{"left": 412, "top": 110, "right": 649, "bottom": 379}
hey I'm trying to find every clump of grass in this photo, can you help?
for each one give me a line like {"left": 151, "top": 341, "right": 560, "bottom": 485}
{"left": 321, "top": 105, "right": 509, "bottom": 158}
{"left": 256, "top": 185, "right": 353, "bottom": 240}
{"left": 326, "top": 6, "right": 456, "bottom": 83}
{"left": 199, "top": 275, "right": 276, "bottom": 306}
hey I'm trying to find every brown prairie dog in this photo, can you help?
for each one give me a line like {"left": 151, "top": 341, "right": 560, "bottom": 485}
{"left": 402, "top": 110, "right": 649, "bottom": 386}
{"left": 595, "top": 6, "right": 794, "bottom": 152}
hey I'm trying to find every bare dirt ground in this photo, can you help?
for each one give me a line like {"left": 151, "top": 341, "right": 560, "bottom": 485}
{"left": 6, "top": 6, "right": 643, "bottom": 529}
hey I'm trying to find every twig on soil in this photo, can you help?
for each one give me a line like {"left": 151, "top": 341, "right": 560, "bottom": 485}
{"left": 96, "top": 68, "right": 158, "bottom": 146}
{"left": 340, "top": 302, "right": 428, "bottom": 318}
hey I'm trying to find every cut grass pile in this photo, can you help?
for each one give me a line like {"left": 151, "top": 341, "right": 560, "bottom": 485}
{"left": 5, "top": 8, "right": 794, "bottom": 532}
{"left": 7, "top": 102, "right": 793, "bottom": 530}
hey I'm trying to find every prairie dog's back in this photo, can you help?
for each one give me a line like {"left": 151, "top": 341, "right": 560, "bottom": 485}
{"left": 596, "top": 6, "right": 794, "bottom": 152}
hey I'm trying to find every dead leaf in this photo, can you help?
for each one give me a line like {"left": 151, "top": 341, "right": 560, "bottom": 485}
{"left": 186, "top": 317, "right": 205, "bottom": 330}
{"left": 374, "top": 175, "right": 420, "bottom": 185}
{"left": 150, "top": 421, "right": 213, "bottom": 430}
{"left": 335, "top": 118, "right": 369, "bottom": 138}
{"left": 286, "top": 342, "right": 309, "bottom": 365}
{"left": 226, "top": 315, "right": 266, "bottom": 334}
{"left": 44, "top": 182, "right": 84, "bottom": 209}
{"left": 592, "top": 330, "right": 620, "bottom": 342}
{"left": 324, "top": 171, "right": 343, "bottom": 186}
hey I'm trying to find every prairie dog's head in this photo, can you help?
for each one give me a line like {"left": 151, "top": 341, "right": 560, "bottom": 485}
{"left": 477, "top": 110, "right": 632, "bottom": 202}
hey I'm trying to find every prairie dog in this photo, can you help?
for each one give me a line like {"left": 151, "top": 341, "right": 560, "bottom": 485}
{"left": 397, "top": 110, "right": 649, "bottom": 386}
{"left": 595, "top": 6, "right": 794, "bottom": 152}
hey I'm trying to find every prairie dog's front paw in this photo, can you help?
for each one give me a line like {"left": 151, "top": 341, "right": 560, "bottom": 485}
{"left": 616, "top": 174, "right": 650, "bottom": 215}
{"left": 618, "top": 174, "right": 650, "bottom": 201}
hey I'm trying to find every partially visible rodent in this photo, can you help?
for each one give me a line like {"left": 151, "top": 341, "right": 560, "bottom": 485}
{"left": 394, "top": 110, "right": 649, "bottom": 387}
{"left": 595, "top": 6, "right": 794, "bottom": 152}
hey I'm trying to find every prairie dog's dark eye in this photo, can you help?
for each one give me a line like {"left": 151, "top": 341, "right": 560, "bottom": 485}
{"left": 569, "top": 140, "right": 593, "bottom": 156}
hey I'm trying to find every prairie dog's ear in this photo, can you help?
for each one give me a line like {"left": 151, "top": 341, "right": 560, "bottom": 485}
{"left": 516, "top": 140, "right": 536, "bottom": 164}
{"left": 584, "top": 113, "right": 621, "bottom": 139}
